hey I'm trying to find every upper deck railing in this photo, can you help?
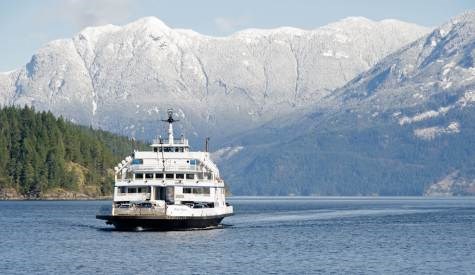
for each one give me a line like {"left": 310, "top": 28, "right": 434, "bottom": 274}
{"left": 130, "top": 164, "right": 200, "bottom": 171}
{"left": 151, "top": 138, "right": 189, "bottom": 146}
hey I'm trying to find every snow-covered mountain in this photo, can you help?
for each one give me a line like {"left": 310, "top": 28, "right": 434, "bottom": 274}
{"left": 0, "top": 16, "right": 428, "bottom": 144}
{"left": 219, "top": 11, "right": 475, "bottom": 195}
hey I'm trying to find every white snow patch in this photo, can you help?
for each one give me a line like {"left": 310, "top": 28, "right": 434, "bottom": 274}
{"left": 335, "top": 52, "right": 349, "bottom": 59}
{"left": 399, "top": 106, "right": 452, "bottom": 125}
{"left": 442, "top": 81, "right": 453, "bottom": 89}
{"left": 456, "top": 90, "right": 475, "bottom": 107}
{"left": 412, "top": 93, "right": 424, "bottom": 99}
{"left": 92, "top": 100, "right": 97, "bottom": 116}
{"left": 414, "top": 122, "right": 460, "bottom": 140}
{"left": 147, "top": 107, "right": 160, "bottom": 115}
{"left": 322, "top": 50, "right": 333, "bottom": 57}
{"left": 322, "top": 50, "right": 348, "bottom": 58}
{"left": 439, "top": 28, "right": 448, "bottom": 37}
{"left": 334, "top": 33, "right": 349, "bottom": 43}
{"left": 212, "top": 146, "right": 244, "bottom": 162}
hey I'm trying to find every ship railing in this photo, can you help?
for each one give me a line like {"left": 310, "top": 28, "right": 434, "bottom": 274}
{"left": 130, "top": 164, "right": 201, "bottom": 171}
{"left": 113, "top": 206, "right": 166, "bottom": 216}
{"left": 152, "top": 139, "right": 188, "bottom": 145}
{"left": 115, "top": 178, "right": 218, "bottom": 184}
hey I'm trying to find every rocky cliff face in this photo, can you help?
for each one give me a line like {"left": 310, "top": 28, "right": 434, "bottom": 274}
{"left": 0, "top": 16, "right": 428, "bottom": 144}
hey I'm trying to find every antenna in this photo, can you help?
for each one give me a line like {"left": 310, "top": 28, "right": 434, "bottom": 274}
{"left": 205, "top": 137, "right": 210, "bottom": 152}
{"left": 159, "top": 137, "right": 166, "bottom": 172}
{"left": 161, "top": 108, "right": 179, "bottom": 145}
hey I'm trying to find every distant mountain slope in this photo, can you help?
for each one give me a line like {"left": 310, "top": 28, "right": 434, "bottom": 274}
{"left": 219, "top": 11, "right": 475, "bottom": 196}
{"left": 0, "top": 17, "right": 429, "bottom": 144}
{"left": 0, "top": 106, "right": 142, "bottom": 199}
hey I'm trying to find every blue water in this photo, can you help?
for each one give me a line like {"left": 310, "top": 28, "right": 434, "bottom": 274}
{"left": 0, "top": 197, "right": 474, "bottom": 274}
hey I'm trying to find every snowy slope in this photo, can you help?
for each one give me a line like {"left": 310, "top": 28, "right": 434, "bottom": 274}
{"left": 0, "top": 16, "right": 429, "bottom": 143}
{"left": 219, "top": 11, "right": 475, "bottom": 195}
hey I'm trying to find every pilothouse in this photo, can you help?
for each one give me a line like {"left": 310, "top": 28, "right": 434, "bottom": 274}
{"left": 96, "top": 109, "right": 233, "bottom": 230}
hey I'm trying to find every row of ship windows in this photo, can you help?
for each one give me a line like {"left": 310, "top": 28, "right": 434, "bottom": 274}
{"left": 183, "top": 187, "right": 210, "bottom": 195}
{"left": 120, "top": 186, "right": 151, "bottom": 194}
{"left": 118, "top": 186, "right": 210, "bottom": 195}
{"left": 135, "top": 173, "right": 198, "bottom": 180}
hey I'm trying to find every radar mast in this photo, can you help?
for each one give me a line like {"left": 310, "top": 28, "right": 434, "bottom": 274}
{"left": 161, "top": 108, "right": 179, "bottom": 144}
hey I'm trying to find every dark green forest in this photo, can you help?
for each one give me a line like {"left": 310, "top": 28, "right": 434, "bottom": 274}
{"left": 0, "top": 106, "right": 142, "bottom": 198}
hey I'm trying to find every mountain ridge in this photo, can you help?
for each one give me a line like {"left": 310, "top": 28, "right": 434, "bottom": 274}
{"left": 0, "top": 16, "right": 429, "bottom": 145}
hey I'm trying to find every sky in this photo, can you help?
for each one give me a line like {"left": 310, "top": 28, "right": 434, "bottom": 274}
{"left": 0, "top": 0, "right": 474, "bottom": 71}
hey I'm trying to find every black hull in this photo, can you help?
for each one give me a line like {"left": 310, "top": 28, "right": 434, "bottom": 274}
{"left": 96, "top": 214, "right": 231, "bottom": 231}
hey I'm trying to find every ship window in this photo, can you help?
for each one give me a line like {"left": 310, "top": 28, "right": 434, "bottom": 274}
{"left": 145, "top": 173, "right": 153, "bottom": 179}
{"left": 128, "top": 188, "right": 137, "bottom": 193}
{"left": 189, "top": 159, "right": 197, "bottom": 165}
{"left": 193, "top": 187, "right": 210, "bottom": 195}
{"left": 186, "top": 174, "right": 194, "bottom": 179}
{"left": 166, "top": 173, "right": 174, "bottom": 179}
{"left": 179, "top": 148, "right": 184, "bottom": 152}
{"left": 155, "top": 173, "right": 164, "bottom": 179}
{"left": 153, "top": 147, "right": 158, "bottom": 152}
{"left": 175, "top": 147, "right": 180, "bottom": 152}
{"left": 183, "top": 187, "right": 210, "bottom": 195}
{"left": 119, "top": 187, "right": 126, "bottom": 193}
{"left": 158, "top": 147, "right": 163, "bottom": 152}
{"left": 164, "top": 147, "right": 172, "bottom": 152}
{"left": 135, "top": 173, "right": 143, "bottom": 179}
{"left": 176, "top": 174, "right": 184, "bottom": 179}
{"left": 137, "top": 187, "right": 150, "bottom": 193}
{"left": 132, "top": 159, "right": 143, "bottom": 165}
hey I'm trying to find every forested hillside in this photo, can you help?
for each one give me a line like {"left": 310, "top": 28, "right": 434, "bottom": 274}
{"left": 0, "top": 106, "right": 142, "bottom": 199}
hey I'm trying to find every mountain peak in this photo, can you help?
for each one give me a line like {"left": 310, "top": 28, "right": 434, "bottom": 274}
{"left": 340, "top": 16, "right": 374, "bottom": 23}
{"left": 325, "top": 16, "right": 430, "bottom": 33}
{"left": 124, "top": 16, "right": 170, "bottom": 31}
{"left": 233, "top": 26, "right": 306, "bottom": 37}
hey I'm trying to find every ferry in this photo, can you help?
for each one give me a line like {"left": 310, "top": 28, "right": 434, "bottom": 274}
{"left": 96, "top": 109, "right": 233, "bottom": 230}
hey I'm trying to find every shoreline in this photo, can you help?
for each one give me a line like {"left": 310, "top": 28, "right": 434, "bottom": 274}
{"left": 0, "top": 196, "right": 112, "bottom": 201}
{"left": 0, "top": 187, "right": 112, "bottom": 201}
{"left": 2, "top": 195, "right": 475, "bottom": 201}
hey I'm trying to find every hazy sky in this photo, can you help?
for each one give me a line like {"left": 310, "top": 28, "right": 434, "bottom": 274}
{"left": 0, "top": 0, "right": 474, "bottom": 71}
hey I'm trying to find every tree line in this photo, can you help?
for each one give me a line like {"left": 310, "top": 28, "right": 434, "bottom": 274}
{"left": 0, "top": 106, "right": 142, "bottom": 197}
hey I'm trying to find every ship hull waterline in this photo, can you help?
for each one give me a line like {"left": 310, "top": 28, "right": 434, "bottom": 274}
{"left": 96, "top": 214, "right": 233, "bottom": 231}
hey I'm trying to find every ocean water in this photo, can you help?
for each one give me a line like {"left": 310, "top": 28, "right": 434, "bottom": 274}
{"left": 0, "top": 197, "right": 474, "bottom": 274}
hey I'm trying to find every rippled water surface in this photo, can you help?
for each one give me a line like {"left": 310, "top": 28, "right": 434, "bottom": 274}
{"left": 1, "top": 197, "right": 474, "bottom": 274}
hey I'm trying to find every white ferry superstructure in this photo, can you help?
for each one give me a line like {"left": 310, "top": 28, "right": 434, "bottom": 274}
{"left": 96, "top": 109, "right": 233, "bottom": 230}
